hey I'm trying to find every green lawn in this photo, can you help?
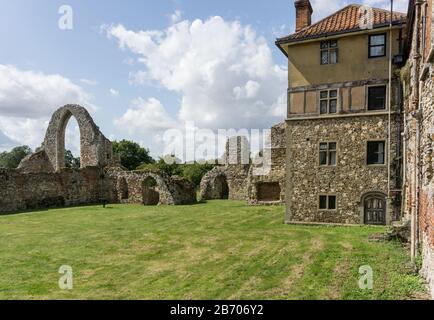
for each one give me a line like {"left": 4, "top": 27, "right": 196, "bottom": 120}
{"left": 0, "top": 201, "right": 427, "bottom": 300}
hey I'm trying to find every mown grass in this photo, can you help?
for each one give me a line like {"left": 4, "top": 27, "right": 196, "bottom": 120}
{"left": 0, "top": 201, "right": 427, "bottom": 300}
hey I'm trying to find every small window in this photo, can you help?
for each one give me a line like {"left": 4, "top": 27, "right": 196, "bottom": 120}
{"left": 367, "top": 141, "right": 386, "bottom": 165}
{"left": 369, "top": 34, "right": 386, "bottom": 58}
{"left": 319, "top": 195, "right": 337, "bottom": 210}
{"left": 321, "top": 40, "right": 338, "bottom": 65}
{"left": 368, "top": 86, "right": 387, "bottom": 110}
{"left": 319, "top": 90, "right": 338, "bottom": 114}
{"left": 319, "top": 142, "right": 337, "bottom": 166}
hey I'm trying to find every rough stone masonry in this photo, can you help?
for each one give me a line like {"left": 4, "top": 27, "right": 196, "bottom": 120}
{"left": 0, "top": 105, "right": 196, "bottom": 214}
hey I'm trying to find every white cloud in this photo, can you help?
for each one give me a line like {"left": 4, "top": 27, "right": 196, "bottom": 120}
{"left": 362, "top": 0, "right": 408, "bottom": 13}
{"left": 310, "top": 0, "right": 408, "bottom": 22}
{"left": 110, "top": 88, "right": 120, "bottom": 97}
{"left": 80, "top": 78, "right": 99, "bottom": 86}
{"left": 0, "top": 64, "right": 95, "bottom": 151}
{"left": 106, "top": 16, "right": 287, "bottom": 131}
{"left": 0, "top": 64, "right": 95, "bottom": 118}
{"left": 169, "top": 10, "right": 182, "bottom": 24}
{"left": 114, "top": 97, "right": 178, "bottom": 135}
{"left": 0, "top": 116, "right": 48, "bottom": 150}
{"left": 310, "top": 0, "right": 350, "bottom": 21}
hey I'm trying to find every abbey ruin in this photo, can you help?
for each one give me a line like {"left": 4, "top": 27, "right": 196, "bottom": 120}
{"left": 0, "top": 105, "right": 196, "bottom": 213}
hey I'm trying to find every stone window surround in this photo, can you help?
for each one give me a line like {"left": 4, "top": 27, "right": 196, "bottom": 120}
{"left": 366, "top": 140, "right": 387, "bottom": 167}
{"left": 366, "top": 84, "right": 389, "bottom": 112}
{"left": 318, "top": 194, "right": 338, "bottom": 211}
{"left": 318, "top": 141, "right": 338, "bottom": 167}
{"left": 319, "top": 89, "right": 339, "bottom": 114}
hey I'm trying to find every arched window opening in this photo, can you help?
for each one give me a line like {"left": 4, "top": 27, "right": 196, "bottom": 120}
{"left": 63, "top": 114, "right": 81, "bottom": 169}
{"left": 142, "top": 177, "right": 160, "bottom": 206}
{"left": 119, "top": 178, "right": 129, "bottom": 201}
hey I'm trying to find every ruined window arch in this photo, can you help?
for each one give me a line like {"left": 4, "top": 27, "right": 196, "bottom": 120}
{"left": 214, "top": 174, "right": 229, "bottom": 200}
{"left": 62, "top": 113, "right": 81, "bottom": 169}
{"left": 41, "top": 105, "right": 114, "bottom": 171}
{"left": 118, "top": 177, "right": 129, "bottom": 201}
{"left": 142, "top": 176, "right": 160, "bottom": 206}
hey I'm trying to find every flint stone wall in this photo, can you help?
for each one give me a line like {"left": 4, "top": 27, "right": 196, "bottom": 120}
{"left": 106, "top": 167, "right": 196, "bottom": 205}
{"left": 417, "top": 70, "right": 434, "bottom": 299}
{"left": 0, "top": 167, "right": 104, "bottom": 213}
{"left": 286, "top": 115, "right": 401, "bottom": 224}
{"left": 248, "top": 122, "right": 286, "bottom": 205}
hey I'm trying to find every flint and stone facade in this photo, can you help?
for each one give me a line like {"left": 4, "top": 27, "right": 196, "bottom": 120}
{"left": 277, "top": 3, "right": 406, "bottom": 225}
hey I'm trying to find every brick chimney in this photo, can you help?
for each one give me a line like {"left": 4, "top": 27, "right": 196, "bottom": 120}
{"left": 295, "top": 0, "right": 313, "bottom": 32}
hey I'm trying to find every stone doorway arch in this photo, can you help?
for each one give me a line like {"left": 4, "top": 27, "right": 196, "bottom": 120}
{"left": 41, "top": 105, "right": 114, "bottom": 171}
{"left": 142, "top": 176, "right": 160, "bottom": 206}
{"left": 361, "top": 192, "right": 387, "bottom": 225}
{"left": 213, "top": 175, "right": 229, "bottom": 199}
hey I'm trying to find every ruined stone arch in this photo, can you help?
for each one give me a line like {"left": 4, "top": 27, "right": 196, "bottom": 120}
{"left": 41, "top": 105, "right": 114, "bottom": 171}
{"left": 200, "top": 167, "right": 230, "bottom": 200}
{"left": 142, "top": 176, "right": 160, "bottom": 206}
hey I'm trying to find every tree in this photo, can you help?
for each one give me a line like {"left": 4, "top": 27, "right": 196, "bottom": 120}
{"left": 0, "top": 146, "right": 32, "bottom": 169}
{"left": 65, "top": 150, "right": 81, "bottom": 169}
{"left": 181, "top": 162, "right": 215, "bottom": 187}
{"left": 112, "top": 140, "right": 154, "bottom": 170}
{"left": 154, "top": 156, "right": 183, "bottom": 177}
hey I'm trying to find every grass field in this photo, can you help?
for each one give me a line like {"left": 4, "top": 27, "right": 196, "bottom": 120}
{"left": 0, "top": 201, "right": 427, "bottom": 300}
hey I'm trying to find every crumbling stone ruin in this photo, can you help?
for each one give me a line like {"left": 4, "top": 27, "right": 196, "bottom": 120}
{"left": 247, "top": 123, "right": 286, "bottom": 205}
{"left": 200, "top": 123, "right": 287, "bottom": 205}
{"left": 401, "top": 0, "right": 434, "bottom": 299}
{"left": 0, "top": 105, "right": 196, "bottom": 214}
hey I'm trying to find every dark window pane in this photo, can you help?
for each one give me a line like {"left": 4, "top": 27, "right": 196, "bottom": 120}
{"left": 320, "top": 100, "right": 328, "bottom": 114}
{"left": 328, "top": 196, "right": 337, "bottom": 210}
{"left": 320, "top": 91, "right": 328, "bottom": 99}
{"left": 319, "top": 196, "right": 327, "bottom": 209}
{"left": 368, "top": 86, "right": 386, "bottom": 110}
{"left": 320, "top": 143, "right": 328, "bottom": 150}
{"left": 319, "top": 152, "right": 327, "bottom": 165}
{"left": 329, "top": 90, "right": 338, "bottom": 98}
{"left": 367, "top": 141, "right": 386, "bottom": 165}
{"left": 329, "top": 142, "right": 337, "bottom": 150}
{"left": 321, "top": 41, "right": 329, "bottom": 49}
{"left": 329, "top": 99, "right": 337, "bottom": 113}
{"left": 329, "top": 151, "right": 337, "bottom": 166}
{"left": 321, "top": 51, "right": 329, "bottom": 64}
{"left": 330, "top": 40, "right": 338, "bottom": 48}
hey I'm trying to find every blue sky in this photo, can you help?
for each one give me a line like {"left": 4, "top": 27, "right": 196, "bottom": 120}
{"left": 0, "top": 0, "right": 408, "bottom": 158}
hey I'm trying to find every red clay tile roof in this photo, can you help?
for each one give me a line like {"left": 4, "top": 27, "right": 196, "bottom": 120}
{"left": 276, "top": 4, "right": 407, "bottom": 44}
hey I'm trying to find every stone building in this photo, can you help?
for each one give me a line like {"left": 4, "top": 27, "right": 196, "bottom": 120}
{"left": 0, "top": 105, "right": 196, "bottom": 213}
{"left": 402, "top": 0, "right": 434, "bottom": 298}
{"left": 200, "top": 124, "right": 287, "bottom": 204}
{"left": 276, "top": 1, "right": 406, "bottom": 225}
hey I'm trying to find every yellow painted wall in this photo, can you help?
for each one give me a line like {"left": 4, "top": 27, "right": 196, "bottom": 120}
{"left": 285, "top": 28, "right": 403, "bottom": 88}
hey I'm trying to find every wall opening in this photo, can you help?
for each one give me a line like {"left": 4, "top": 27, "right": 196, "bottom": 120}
{"left": 257, "top": 182, "right": 281, "bottom": 202}
{"left": 214, "top": 175, "right": 229, "bottom": 199}
{"left": 142, "top": 176, "right": 160, "bottom": 206}
{"left": 119, "top": 177, "right": 129, "bottom": 201}
{"left": 61, "top": 112, "right": 81, "bottom": 170}
{"left": 363, "top": 193, "right": 387, "bottom": 225}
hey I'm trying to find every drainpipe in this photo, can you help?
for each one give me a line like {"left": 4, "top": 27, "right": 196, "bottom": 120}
{"left": 411, "top": 0, "right": 424, "bottom": 263}
{"left": 387, "top": 0, "right": 393, "bottom": 223}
